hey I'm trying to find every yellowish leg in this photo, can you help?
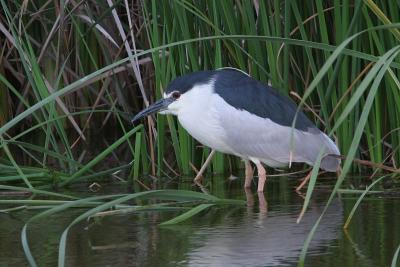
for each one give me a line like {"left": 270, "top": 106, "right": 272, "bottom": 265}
{"left": 255, "top": 162, "right": 267, "bottom": 192}
{"left": 244, "top": 160, "right": 254, "bottom": 188}
{"left": 244, "top": 187, "right": 254, "bottom": 207}
{"left": 193, "top": 149, "right": 216, "bottom": 183}
{"left": 257, "top": 192, "right": 268, "bottom": 214}
{"left": 295, "top": 170, "right": 312, "bottom": 192}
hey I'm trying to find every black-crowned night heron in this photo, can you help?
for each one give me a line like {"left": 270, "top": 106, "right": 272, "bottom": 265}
{"left": 132, "top": 69, "right": 340, "bottom": 192}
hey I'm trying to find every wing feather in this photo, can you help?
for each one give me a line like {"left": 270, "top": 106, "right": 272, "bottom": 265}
{"left": 215, "top": 97, "right": 340, "bottom": 170}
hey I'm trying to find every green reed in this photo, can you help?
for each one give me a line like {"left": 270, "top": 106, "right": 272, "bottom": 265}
{"left": 1, "top": 1, "right": 400, "bottom": 181}
{"left": 1, "top": 1, "right": 400, "bottom": 265}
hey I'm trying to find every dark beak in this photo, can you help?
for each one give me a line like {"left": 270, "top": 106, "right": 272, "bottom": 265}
{"left": 131, "top": 97, "right": 174, "bottom": 123}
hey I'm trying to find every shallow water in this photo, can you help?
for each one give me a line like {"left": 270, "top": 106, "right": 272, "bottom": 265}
{"left": 1, "top": 176, "right": 399, "bottom": 267}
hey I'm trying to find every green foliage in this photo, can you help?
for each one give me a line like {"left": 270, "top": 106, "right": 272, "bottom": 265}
{"left": 15, "top": 189, "right": 244, "bottom": 266}
{"left": 1, "top": 0, "right": 399, "bottom": 183}
{"left": 1, "top": 1, "right": 400, "bottom": 264}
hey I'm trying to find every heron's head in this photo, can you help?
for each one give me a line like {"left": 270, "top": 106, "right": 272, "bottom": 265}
{"left": 131, "top": 71, "right": 215, "bottom": 123}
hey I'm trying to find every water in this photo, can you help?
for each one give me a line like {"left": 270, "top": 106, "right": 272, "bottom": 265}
{"left": 0, "top": 176, "right": 399, "bottom": 267}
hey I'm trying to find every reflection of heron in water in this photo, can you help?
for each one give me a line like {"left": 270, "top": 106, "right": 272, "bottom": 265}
{"left": 245, "top": 188, "right": 268, "bottom": 214}
{"left": 183, "top": 191, "right": 343, "bottom": 267}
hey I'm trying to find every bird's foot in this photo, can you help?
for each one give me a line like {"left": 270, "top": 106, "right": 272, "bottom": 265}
{"left": 244, "top": 187, "right": 254, "bottom": 207}
{"left": 257, "top": 192, "right": 267, "bottom": 214}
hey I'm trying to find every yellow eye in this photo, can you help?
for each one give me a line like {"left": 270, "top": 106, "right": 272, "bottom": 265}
{"left": 172, "top": 91, "right": 181, "bottom": 99}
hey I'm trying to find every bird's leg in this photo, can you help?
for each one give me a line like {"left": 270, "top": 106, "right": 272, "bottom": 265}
{"left": 255, "top": 162, "right": 267, "bottom": 192}
{"left": 257, "top": 192, "right": 268, "bottom": 214}
{"left": 244, "top": 187, "right": 254, "bottom": 207}
{"left": 193, "top": 149, "right": 216, "bottom": 183}
{"left": 295, "top": 170, "right": 312, "bottom": 192}
{"left": 244, "top": 160, "right": 254, "bottom": 188}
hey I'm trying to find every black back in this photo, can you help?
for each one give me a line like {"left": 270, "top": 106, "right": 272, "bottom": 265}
{"left": 167, "top": 69, "right": 317, "bottom": 132}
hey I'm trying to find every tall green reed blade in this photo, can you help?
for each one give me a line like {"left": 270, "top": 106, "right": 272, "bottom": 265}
{"left": 257, "top": 0, "right": 281, "bottom": 87}
{"left": 0, "top": 0, "right": 69, "bottom": 168}
{"left": 210, "top": 2, "right": 225, "bottom": 174}
{"left": 143, "top": 0, "right": 177, "bottom": 174}
{"left": 21, "top": 194, "right": 126, "bottom": 267}
{"left": 217, "top": 1, "right": 246, "bottom": 68}
{"left": 4, "top": 0, "right": 400, "bottom": 182}
{"left": 0, "top": 185, "right": 78, "bottom": 199}
{"left": 22, "top": 189, "right": 217, "bottom": 267}
{"left": 57, "top": 189, "right": 236, "bottom": 267}
{"left": 174, "top": 0, "right": 270, "bottom": 78}
{"left": 25, "top": 39, "right": 75, "bottom": 169}
{"left": 330, "top": 47, "right": 399, "bottom": 134}
{"left": 361, "top": 8, "right": 394, "bottom": 166}
{"left": 283, "top": 0, "right": 291, "bottom": 94}
{"left": 364, "top": 0, "right": 400, "bottom": 42}
{"left": 159, "top": 203, "right": 214, "bottom": 226}
{"left": 0, "top": 136, "right": 33, "bottom": 188}
{"left": 155, "top": 38, "right": 170, "bottom": 176}
{"left": 3, "top": 30, "right": 400, "bottom": 136}
{"left": 140, "top": 128, "right": 150, "bottom": 175}
{"left": 166, "top": 115, "right": 183, "bottom": 171}
{"left": 290, "top": 24, "right": 400, "bottom": 167}
{"left": 6, "top": 140, "right": 82, "bottom": 167}
{"left": 298, "top": 45, "right": 400, "bottom": 267}
{"left": 3, "top": 109, "right": 106, "bottom": 142}
{"left": 290, "top": 1, "right": 329, "bottom": 122}
{"left": 392, "top": 243, "right": 400, "bottom": 267}
{"left": 283, "top": 16, "right": 393, "bottom": 171}
{"left": 343, "top": 175, "right": 388, "bottom": 229}
{"left": 296, "top": 148, "right": 325, "bottom": 223}
{"left": 59, "top": 125, "right": 143, "bottom": 186}
{"left": 156, "top": 113, "right": 166, "bottom": 177}
{"left": 0, "top": 73, "right": 10, "bottom": 127}
{"left": 132, "top": 131, "right": 142, "bottom": 180}
{"left": 323, "top": 0, "right": 363, "bottom": 112}
{"left": 172, "top": 1, "right": 198, "bottom": 175}
{"left": 139, "top": 1, "right": 400, "bottom": 176}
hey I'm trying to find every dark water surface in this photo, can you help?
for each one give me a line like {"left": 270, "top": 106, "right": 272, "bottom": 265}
{"left": 1, "top": 176, "right": 399, "bottom": 267}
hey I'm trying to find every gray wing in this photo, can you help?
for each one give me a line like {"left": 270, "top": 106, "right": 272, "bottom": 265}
{"left": 215, "top": 97, "right": 340, "bottom": 171}
{"left": 215, "top": 70, "right": 317, "bottom": 131}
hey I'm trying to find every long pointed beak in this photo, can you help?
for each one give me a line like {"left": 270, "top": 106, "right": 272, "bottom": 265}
{"left": 131, "top": 98, "right": 174, "bottom": 123}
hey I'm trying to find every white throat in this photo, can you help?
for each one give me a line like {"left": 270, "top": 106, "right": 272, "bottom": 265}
{"left": 163, "top": 80, "right": 215, "bottom": 116}
{"left": 168, "top": 80, "right": 234, "bottom": 154}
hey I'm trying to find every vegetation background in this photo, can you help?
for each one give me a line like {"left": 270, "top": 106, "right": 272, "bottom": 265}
{"left": 1, "top": 1, "right": 400, "bottom": 266}
{"left": 1, "top": 0, "right": 400, "bottom": 186}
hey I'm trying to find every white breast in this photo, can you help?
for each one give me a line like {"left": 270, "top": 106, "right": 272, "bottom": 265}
{"left": 176, "top": 81, "right": 235, "bottom": 155}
